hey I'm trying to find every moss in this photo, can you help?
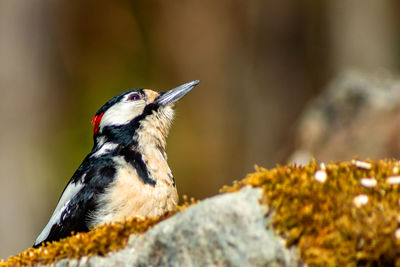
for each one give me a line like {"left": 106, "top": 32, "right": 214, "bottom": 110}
{"left": 1, "top": 198, "right": 195, "bottom": 267}
{"left": 222, "top": 159, "right": 400, "bottom": 266}
{"left": 4, "top": 159, "right": 400, "bottom": 266}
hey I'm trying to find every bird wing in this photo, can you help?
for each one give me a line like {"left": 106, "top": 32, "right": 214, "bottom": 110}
{"left": 33, "top": 181, "right": 90, "bottom": 247}
{"left": 34, "top": 155, "right": 116, "bottom": 247}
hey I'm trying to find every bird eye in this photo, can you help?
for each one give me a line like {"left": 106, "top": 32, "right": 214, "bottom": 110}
{"left": 128, "top": 93, "right": 141, "bottom": 101}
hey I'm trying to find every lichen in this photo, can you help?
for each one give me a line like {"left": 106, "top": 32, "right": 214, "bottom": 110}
{"left": 222, "top": 159, "right": 400, "bottom": 266}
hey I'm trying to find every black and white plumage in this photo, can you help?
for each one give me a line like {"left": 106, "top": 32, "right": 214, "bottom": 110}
{"left": 33, "top": 80, "right": 199, "bottom": 248}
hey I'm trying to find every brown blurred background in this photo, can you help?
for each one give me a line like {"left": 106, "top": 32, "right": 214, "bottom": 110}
{"left": 1, "top": 0, "right": 400, "bottom": 258}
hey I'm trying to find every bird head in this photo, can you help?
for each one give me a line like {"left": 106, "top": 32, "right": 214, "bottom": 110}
{"left": 91, "top": 80, "right": 199, "bottom": 149}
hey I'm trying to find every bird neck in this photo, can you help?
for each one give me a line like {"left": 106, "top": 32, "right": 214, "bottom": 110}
{"left": 133, "top": 105, "right": 174, "bottom": 154}
{"left": 92, "top": 110, "right": 175, "bottom": 186}
{"left": 92, "top": 105, "right": 175, "bottom": 186}
{"left": 131, "top": 110, "right": 174, "bottom": 186}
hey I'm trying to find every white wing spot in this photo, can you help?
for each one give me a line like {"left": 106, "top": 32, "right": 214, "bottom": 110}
{"left": 34, "top": 181, "right": 84, "bottom": 246}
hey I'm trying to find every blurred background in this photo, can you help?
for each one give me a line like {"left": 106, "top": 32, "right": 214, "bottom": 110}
{"left": 2, "top": 0, "right": 400, "bottom": 258}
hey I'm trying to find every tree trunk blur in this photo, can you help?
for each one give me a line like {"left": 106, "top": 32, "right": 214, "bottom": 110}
{"left": 328, "top": 0, "right": 396, "bottom": 71}
{"left": 0, "top": 1, "right": 56, "bottom": 258}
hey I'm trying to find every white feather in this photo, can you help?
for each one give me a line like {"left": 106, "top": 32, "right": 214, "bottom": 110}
{"left": 34, "top": 180, "right": 84, "bottom": 246}
{"left": 91, "top": 142, "right": 118, "bottom": 158}
{"left": 99, "top": 100, "right": 145, "bottom": 130}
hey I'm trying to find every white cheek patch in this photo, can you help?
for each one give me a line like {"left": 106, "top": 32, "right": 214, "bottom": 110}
{"left": 100, "top": 101, "right": 145, "bottom": 130}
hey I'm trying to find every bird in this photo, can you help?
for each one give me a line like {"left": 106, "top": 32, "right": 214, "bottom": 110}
{"left": 33, "top": 80, "right": 200, "bottom": 248}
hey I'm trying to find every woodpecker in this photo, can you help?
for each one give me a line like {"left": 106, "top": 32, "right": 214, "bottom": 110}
{"left": 33, "top": 80, "right": 199, "bottom": 248}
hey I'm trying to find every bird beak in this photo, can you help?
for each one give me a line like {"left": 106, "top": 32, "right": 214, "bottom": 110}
{"left": 156, "top": 80, "right": 200, "bottom": 106}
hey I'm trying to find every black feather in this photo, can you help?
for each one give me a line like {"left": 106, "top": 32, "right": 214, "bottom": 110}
{"left": 33, "top": 156, "right": 116, "bottom": 248}
{"left": 119, "top": 147, "right": 156, "bottom": 185}
{"left": 100, "top": 102, "right": 160, "bottom": 147}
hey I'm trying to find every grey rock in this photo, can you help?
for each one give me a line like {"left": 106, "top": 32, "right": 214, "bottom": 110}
{"left": 51, "top": 187, "right": 303, "bottom": 267}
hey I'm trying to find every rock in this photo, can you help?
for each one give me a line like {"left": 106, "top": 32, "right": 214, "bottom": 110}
{"left": 52, "top": 187, "right": 303, "bottom": 267}
{"left": 288, "top": 70, "right": 400, "bottom": 165}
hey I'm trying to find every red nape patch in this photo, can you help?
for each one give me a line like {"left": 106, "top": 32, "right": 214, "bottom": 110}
{"left": 91, "top": 112, "right": 104, "bottom": 135}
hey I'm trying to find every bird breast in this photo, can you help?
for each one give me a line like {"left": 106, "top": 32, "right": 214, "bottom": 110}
{"left": 89, "top": 148, "right": 178, "bottom": 227}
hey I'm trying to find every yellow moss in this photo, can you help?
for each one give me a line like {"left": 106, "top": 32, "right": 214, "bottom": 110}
{"left": 4, "top": 159, "right": 400, "bottom": 266}
{"left": 1, "top": 201, "right": 195, "bottom": 267}
{"left": 222, "top": 158, "right": 400, "bottom": 266}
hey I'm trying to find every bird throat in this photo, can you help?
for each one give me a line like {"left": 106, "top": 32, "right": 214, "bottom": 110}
{"left": 133, "top": 106, "right": 175, "bottom": 186}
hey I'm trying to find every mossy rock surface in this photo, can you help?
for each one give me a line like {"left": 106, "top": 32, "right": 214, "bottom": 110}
{"left": 224, "top": 159, "right": 400, "bottom": 266}
{"left": 3, "top": 159, "right": 400, "bottom": 266}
